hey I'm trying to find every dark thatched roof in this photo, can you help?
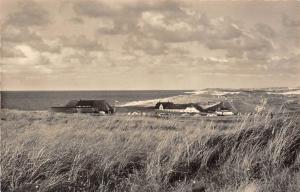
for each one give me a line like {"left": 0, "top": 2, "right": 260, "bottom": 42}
{"left": 155, "top": 102, "right": 177, "bottom": 109}
{"left": 155, "top": 102, "right": 204, "bottom": 111}
{"left": 65, "top": 100, "right": 114, "bottom": 113}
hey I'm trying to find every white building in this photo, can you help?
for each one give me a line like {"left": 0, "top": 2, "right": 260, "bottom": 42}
{"left": 159, "top": 104, "right": 164, "bottom": 110}
{"left": 216, "top": 110, "right": 234, "bottom": 116}
{"left": 183, "top": 106, "right": 200, "bottom": 113}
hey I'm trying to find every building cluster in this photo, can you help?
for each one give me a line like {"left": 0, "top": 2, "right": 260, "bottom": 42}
{"left": 51, "top": 99, "right": 236, "bottom": 117}
{"left": 155, "top": 101, "right": 235, "bottom": 116}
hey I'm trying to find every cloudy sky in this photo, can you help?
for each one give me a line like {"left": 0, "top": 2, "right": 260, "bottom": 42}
{"left": 1, "top": 0, "right": 300, "bottom": 90}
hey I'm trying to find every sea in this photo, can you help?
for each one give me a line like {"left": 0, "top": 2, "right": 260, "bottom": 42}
{"left": 1, "top": 90, "right": 191, "bottom": 111}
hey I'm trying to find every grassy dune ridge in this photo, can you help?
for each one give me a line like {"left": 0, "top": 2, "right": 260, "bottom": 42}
{"left": 1, "top": 110, "right": 300, "bottom": 192}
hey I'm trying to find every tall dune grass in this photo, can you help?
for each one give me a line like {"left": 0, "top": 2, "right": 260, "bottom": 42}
{"left": 1, "top": 110, "right": 299, "bottom": 192}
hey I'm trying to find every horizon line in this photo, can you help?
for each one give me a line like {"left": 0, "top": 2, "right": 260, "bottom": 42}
{"left": 1, "top": 86, "right": 299, "bottom": 92}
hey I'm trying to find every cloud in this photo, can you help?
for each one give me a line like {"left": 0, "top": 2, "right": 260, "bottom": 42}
{"left": 130, "top": 8, "right": 278, "bottom": 63}
{"left": 281, "top": 14, "right": 300, "bottom": 46}
{"left": 136, "top": 11, "right": 245, "bottom": 46}
{"left": 245, "top": 49, "right": 269, "bottom": 61}
{"left": 282, "top": 14, "right": 300, "bottom": 28}
{"left": 73, "top": 0, "right": 115, "bottom": 18}
{"left": 2, "top": 45, "right": 25, "bottom": 58}
{"left": 137, "top": 11, "right": 194, "bottom": 42}
{"left": 2, "top": 0, "right": 299, "bottom": 89}
{"left": 96, "top": 19, "right": 121, "bottom": 35}
{"left": 62, "top": 52, "right": 97, "bottom": 66}
{"left": 2, "top": 45, "right": 52, "bottom": 72}
{"left": 73, "top": 1, "right": 131, "bottom": 35}
{"left": 123, "top": 35, "right": 190, "bottom": 56}
{"left": 255, "top": 23, "right": 276, "bottom": 38}
{"left": 123, "top": 36, "right": 168, "bottom": 55}
{"left": 69, "top": 17, "right": 84, "bottom": 24}
{"left": 60, "top": 35, "right": 105, "bottom": 51}
{"left": 5, "top": 0, "right": 50, "bottom": 26}
{"left": 73, "top": 0, "right": 279, "bottom": 63}
{"left": 74, "top": 0, "right": 183, "bottom": 18}
{"left": 123, "top": 1, "right": 182, "bottom": 13}
{"left": 3, "top": 26, "right": 41, "bottom": 43}
{"left": 76, "top": 0, "right": 185, "bottom": 36}
{"left": 205, "top": 24, "right": 275, "bottom": 61}
{"left": 3, "top": 26, "right": 61, "bottom": 53}
{"left": 267, "top": 53, "right": 300, "bottom": 74}
{"left": 35, "top": 55, "right": 51, "bottom": 66}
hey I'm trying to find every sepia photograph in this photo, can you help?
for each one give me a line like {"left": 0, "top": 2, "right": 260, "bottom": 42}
{"left": 1, "top": 0, "right": 300, "bottom": 191}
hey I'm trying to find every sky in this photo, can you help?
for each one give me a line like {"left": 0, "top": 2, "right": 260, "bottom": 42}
{"left": 0, "top": 0, "right": 300, "bottom": 90}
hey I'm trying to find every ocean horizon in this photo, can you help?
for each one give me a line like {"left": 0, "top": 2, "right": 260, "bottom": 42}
{"left": 1, "top": 90, "right": 192, "bottom": 111}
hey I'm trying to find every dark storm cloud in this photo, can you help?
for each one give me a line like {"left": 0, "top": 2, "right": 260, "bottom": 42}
{"left": 5, "top": 1, "right": 50, "bottom": 26}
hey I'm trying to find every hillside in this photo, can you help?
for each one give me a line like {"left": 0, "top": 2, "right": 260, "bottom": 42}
{"left": 120, "top": 88, "right": 300, "bottom": 114}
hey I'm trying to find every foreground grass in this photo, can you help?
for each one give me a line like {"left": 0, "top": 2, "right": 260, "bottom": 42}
{"left": 1, "top": 110, "right": 300, "bottom": 192}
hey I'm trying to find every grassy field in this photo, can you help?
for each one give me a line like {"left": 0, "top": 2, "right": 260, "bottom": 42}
{"left": 1, "top": 109, "right": 300, "bottom": 192}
